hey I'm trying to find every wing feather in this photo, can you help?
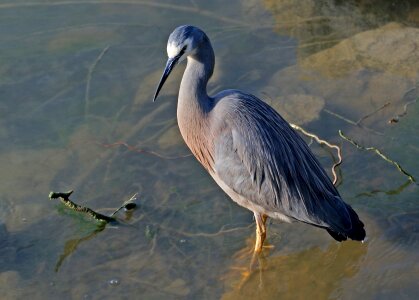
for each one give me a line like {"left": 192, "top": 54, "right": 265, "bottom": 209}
{"left": 212, "top": 91, "right": 364, "bottom": 239}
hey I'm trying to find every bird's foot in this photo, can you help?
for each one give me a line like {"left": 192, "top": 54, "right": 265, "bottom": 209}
{"left": 254, "top": 213, "right": 269, "bottom": 253}
{"left": 224, "top": 244, "right": 276, "bottom": 293}
{"left": 222, "top": 237, "right": 271, "bottom": 291}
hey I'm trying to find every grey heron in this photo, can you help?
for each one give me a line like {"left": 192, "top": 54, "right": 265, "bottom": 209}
{"left": 153, "top": 25, "right": 365, "bottom": 253}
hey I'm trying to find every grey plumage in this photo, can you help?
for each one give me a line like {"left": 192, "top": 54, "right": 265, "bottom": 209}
{"left": 154, "top": 25, "right": 365, "bottom": 246}
{"left": 212, "top": 91, "right": 364, "bottom": 241}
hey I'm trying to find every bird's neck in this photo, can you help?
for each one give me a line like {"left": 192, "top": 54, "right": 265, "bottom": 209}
{"left": 177, "top": 38, "right": 215, "bottom": 172}
{"left": 178, "top": 38, "right": 214, "bottom": 113}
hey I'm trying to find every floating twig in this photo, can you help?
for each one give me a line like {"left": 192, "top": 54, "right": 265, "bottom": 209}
{"left": 356, "top": 102, "right": 390, "bottom": 125}
{"left": 110, "top": 193, "right": 138, "bottom": 216}
{"left": 389, "top": 98, "right": 417, "bottom": 124}
{"left": 323, "top": 108, "right": 384, "bottom": 135}
{"left": 338, "top": 130, "right": 416, "bottom": 183}
{"left": 84, "top": 45, "right": 110, "bottom": 119}
{"left": 389, "top": 86, "right": 417, "bottom": 124}
{"left": 290, "top": 123, "right": 342, "bottom": 185}
{"left": 49, "top": 190, "right": 115, "bottom": 223}
{"left": 50, "top": 191, "right": 139, "bottom": 272}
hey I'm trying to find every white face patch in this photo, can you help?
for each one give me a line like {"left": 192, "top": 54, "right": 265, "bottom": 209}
{"left": 167, "top": 43, "right": 180, "bottom": 58}
{"left": 166, "top": 37, "right": 193, "bottom": 59}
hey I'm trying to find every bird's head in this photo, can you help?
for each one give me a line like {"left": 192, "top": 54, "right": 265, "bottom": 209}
{"left": 153, "top": 25, "right": 205, "bottom": 101}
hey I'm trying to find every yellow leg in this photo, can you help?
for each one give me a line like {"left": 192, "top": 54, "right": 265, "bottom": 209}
{"left": 254, "top": 213, "right": 268, "bottom": 253}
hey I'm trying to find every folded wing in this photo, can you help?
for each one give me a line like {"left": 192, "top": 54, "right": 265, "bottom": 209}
{"left": 213, "top": 91, "right": 365, "bottom": 241}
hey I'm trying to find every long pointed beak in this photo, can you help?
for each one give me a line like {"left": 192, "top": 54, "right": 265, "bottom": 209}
{"left": 153, "top": 57, "right": 179, "bottom": 102}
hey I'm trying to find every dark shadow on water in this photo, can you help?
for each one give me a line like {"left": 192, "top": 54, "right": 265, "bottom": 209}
{"left": 55, "top": 224, "right": 105, "bottom": 272}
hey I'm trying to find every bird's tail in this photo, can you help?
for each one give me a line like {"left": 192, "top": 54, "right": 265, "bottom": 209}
{"left": 327, "top": 206, "right": 366, "bottom": 242}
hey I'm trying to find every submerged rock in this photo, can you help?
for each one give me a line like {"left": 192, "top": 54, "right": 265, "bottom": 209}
{"left": 301, "top": 23, "right": 419, "bottom": 78}
{"left": 264, "top": 23, "right": 418, "bottom": 126}
{"left": 266, "top": 93, "right": 325, "bottom": 124}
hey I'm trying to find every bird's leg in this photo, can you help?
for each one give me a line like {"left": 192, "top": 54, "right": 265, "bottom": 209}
{"left": 254, "top": 213, "right": 268, "bottom": 253}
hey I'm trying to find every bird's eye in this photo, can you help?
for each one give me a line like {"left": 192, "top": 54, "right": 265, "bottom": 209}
{"left": 179, "top": 45, "right": 187, "bottom": 55}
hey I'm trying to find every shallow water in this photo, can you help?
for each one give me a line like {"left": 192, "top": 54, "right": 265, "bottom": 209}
{"left": 0, "top": 0, "right": 418, "bottom": 299}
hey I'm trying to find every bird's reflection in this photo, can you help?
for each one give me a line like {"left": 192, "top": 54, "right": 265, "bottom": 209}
{"left": 221, "top": 240, "right": 367, "bottom": 299}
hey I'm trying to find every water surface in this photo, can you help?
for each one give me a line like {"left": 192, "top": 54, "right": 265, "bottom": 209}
{"left": 0, "top": 0, "right": 418, "bottom": 299}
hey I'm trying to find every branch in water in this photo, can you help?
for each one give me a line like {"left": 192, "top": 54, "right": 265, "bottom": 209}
{"left": 323, "top": 106, "right": 387, "bottom": 136}
{"left": 388, "top": 86, "right": 417, "bottom": 124}
{"left": 389, "top": 98, "right": 417, "bottom": 124}
{"left": 290, "top": 123, "right": 342, "bottom": 186}
{"left": 49, "top": 190, "right": 115, "bottom": 223}
{"left": 338, "top": 130, "right": 416, "bottom": 183}
{"left": 356, "top": 102, "right": 390, "bottom": 125}
{"left": 110, "top": 193, "right": 138, "bottom": 216}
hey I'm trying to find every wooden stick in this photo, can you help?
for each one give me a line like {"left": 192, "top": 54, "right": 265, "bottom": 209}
{"left": 291, "top": 123, "right": 342, "bottom": 185}
{"left": 339, "top": 130, "right": 415, "bottom": 183}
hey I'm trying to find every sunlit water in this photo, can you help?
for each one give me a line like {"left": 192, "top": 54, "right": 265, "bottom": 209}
{"left": 1, "top": 0, "right": 418, "bottom": 299}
